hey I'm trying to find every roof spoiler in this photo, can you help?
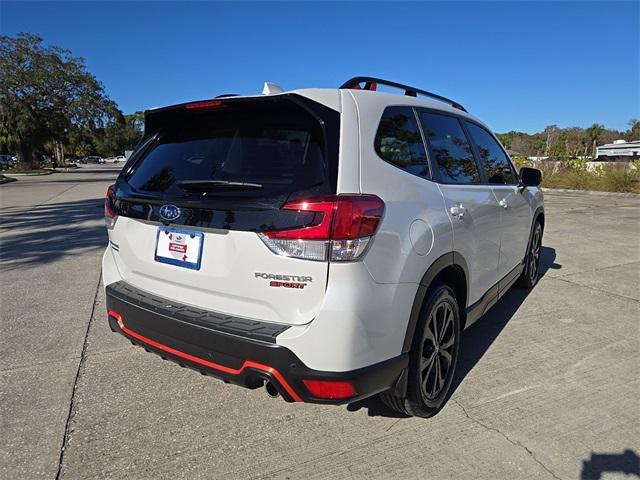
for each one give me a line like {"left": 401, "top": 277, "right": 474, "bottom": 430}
{"left": 340, "top": 76, "right": 467, "bottom": 113}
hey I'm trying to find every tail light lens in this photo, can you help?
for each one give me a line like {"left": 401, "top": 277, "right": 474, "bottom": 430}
{"left": 259, "top": 194, "right": 384, "bottom": 262}
{"left": 105, "top": 184, "right": 118, "bottom": 229}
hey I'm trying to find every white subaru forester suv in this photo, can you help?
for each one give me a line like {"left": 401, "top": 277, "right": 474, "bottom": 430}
{"left": 103, "top": 77, "right": 544, "bottom": 417}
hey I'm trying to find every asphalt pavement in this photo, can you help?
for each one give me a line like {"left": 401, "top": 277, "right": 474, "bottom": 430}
{"left": 1, "top": 169, "right": 638, "bottom": 480}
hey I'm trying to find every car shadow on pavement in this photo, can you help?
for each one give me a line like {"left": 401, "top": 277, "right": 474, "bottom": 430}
{"left": 0, "top": 198, "right": 107, "bottom": 271}
{"left": 347, "top": 246, "right": 560, "bottom": 419}
{"left": 580, "top": 449, "right": 640, "bottom": 479}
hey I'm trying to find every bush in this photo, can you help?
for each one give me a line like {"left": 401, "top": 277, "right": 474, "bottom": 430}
{"left": 534, "top": 160, "right": 592, "bottom": 190}
{"left": 597, "top": 164, "right": 640, "bottom": 193}
{"left": 512, "top": 156, "right": 533, "bottom": 169}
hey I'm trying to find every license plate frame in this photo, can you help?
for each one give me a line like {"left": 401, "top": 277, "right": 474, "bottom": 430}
{"left": 154, "top": 226, "right": 204, "bottom": 271}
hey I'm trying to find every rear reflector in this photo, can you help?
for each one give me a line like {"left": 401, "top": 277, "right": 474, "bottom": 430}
{"left": 105, "top": 184, "right": 118, "bottom": 229}
{"left": 258, "top": 194, "right": 384, "bottom": 262}
{"left": 302, "top": 379, "right": 357, "bottom": 400}
{"left": 185, "top": 100, "right": 223, "bottom": 110}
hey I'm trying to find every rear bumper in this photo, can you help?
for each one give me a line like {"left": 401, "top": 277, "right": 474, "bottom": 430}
{"left": 106, "top": 281, "right": 407, "bottom": 404}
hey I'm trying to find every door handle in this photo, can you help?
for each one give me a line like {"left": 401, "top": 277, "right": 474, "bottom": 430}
{"left": 498, "top": 199, "right": 509, "bottom": 209}
{"left": 450, "top": 204, "right": 466, "bottom": 219}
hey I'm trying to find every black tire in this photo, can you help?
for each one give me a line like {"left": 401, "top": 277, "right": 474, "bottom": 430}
{"left": 516, "top": 221, "right": 543, "bottom": 289}
{"left": 380, "top": 283, "right": 461, "bottom": 418}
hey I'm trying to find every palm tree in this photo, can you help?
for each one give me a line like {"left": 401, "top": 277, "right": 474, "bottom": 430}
{"left": 627, "top": 119, "right": 640, "bottom": 141}
{"left": 586, "top": 124, "right": 605, "bottom": 158}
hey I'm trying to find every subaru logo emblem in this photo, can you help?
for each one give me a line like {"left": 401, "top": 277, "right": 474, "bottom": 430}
{"left": 159, "top": 204, "right": 181, "bottom": 222}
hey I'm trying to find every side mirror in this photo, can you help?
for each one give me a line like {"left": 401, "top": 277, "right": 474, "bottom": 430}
{"left": 519, "top": 167, "right": 542, "bottom": 187}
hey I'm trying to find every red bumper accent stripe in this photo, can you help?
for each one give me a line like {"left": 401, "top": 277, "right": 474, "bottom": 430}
{"left": 108, "top": 309, "right": 302, "bottom": 402}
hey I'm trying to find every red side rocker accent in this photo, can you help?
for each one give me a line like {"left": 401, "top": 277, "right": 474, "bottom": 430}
{"left": 108, "top": 309, "right": 302, "bottom": 402}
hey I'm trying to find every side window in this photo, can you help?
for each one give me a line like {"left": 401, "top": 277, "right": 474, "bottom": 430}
{"left": 374, "top": 106, "right": 430, "bottom": 178}
{"left": 465, "top": 122, "right": 517, "bottom": 184}
{"left": 418, "top": 112, "right": 480, "bottom": 184}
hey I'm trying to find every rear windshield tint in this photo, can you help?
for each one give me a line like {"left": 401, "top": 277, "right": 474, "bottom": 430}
{"left": 126, "top": 101, "right": 330, "bottom": 197}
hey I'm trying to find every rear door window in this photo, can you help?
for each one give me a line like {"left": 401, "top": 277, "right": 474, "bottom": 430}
{"left": 126, "top": 101, "right": 329, "bottom": 198}
{"left": 464, "top": 122, "right": 517, "bottom": 184}
{"left": 417, "top": 112, "right": 480, "bottom": 184}
{"left": 374, "top": 106, "right": 430, "bottom": 178}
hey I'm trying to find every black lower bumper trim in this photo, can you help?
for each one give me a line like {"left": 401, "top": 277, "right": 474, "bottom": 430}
{"left": 106, "top": 281, "right": 408, "bottom": 404}
{"left": 107, "top": 280, "right": 290, "bottom": 343}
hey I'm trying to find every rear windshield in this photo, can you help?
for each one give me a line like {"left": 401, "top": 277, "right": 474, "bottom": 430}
{"left": 126, "top": 100, "right": 330, "bottom": 198}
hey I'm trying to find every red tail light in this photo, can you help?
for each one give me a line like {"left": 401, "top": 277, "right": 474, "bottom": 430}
{"left": 263, "top": 194, "right": 385, "bottom": 240}
{"left": 105, "top": 184, "right": 118, "bottom": 229}
{"left": 258, "top": 194, "right": 384, "bottom": 262}
{"left": 302, "top": 379, "right": 357, "bottom": 400}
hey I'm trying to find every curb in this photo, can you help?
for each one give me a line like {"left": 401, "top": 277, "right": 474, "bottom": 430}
{"left": 542, "top": 188, "right": 640, "bottom": 198}
{"left": 2, "top": 170, "right": 55, "bottom": 177}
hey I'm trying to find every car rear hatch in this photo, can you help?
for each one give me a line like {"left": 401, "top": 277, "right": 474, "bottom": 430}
{"left": 106, "top": 94, "right": 341, "bottom": 326}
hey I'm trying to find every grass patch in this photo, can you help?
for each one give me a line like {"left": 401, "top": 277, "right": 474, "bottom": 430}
{"left": 597, "top": 165, "right": 640, "bottom": 193}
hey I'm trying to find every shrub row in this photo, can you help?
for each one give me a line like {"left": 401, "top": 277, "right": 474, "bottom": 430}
{"left": 514, "top": 158, "right": 640, "bottom": 193}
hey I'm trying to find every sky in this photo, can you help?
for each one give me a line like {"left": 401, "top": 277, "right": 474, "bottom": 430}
{"left": 2, "top": 1, "right": 638, "bottom": 133}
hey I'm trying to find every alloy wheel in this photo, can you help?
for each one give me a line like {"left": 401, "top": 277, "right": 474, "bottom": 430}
{"left": 420, "top": 301, "right": 456, "bottom": 400}
{"left": 528, "top": 226, "right": 541, "bottom": 284}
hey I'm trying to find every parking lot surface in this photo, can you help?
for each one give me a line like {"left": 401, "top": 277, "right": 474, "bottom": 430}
{"left": 1, "top": 170, "right": 638, "bottom": 480}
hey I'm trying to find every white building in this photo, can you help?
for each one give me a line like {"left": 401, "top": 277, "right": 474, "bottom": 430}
{"left": 596, "top": 140, "right": 640, "bottom": 160}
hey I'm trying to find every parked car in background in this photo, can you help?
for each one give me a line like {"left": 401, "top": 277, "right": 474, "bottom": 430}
{"left": 0, "top": 154, "right": 17, "bottom": 169}
{"left": 105, "top": 156, "right": 127, "bottom": 163}
{"left": 79, "top": 156, "right": 105, "bottom": 164}
{"left": 103, "top": 77, "right": 544, "bottom": 418}
{"left": 39, "top": 156, "right": 53, "bottom": 168}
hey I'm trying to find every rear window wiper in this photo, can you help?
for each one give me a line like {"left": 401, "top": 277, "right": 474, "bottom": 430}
{"left": 177, "top": 180, "right": 263, "bottom": 192}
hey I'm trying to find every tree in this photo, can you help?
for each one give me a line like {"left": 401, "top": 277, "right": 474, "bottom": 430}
{"left": 66, "top": 127, "right": 97, "bottom": 159}
{"left": 585, "top": 123, "right": 605, "bottom": 158}
{"left": 94, "top": 111, "right": 143, "bottom": 157}
{"left": 564, "top": 127, "right": 587, "bottom": 158}
{"left": 0, "top": 33, "right": 118, "bottom": 169}
{"left": 628, "top": 119, "right": 640, "bottom": 141}
{"left": 495, "top": 131, "right": 538, "bottom": 156}
{"left": 495, "top": 123, "right": 633, "bottom": 160}
{"left": 542, "top": 125, "right": 561, "bottom": 156}
{"left": 510, "top": 136, "right": 533, "bottom": 156}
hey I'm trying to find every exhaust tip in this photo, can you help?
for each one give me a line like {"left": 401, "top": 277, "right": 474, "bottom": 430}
{"left": 265, "top": 381, "right": 280, "bottom": 398}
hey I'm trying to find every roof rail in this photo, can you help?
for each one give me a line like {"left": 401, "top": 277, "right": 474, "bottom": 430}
{"left": 340, "top": 76, "right": 467, "bottom": 113}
